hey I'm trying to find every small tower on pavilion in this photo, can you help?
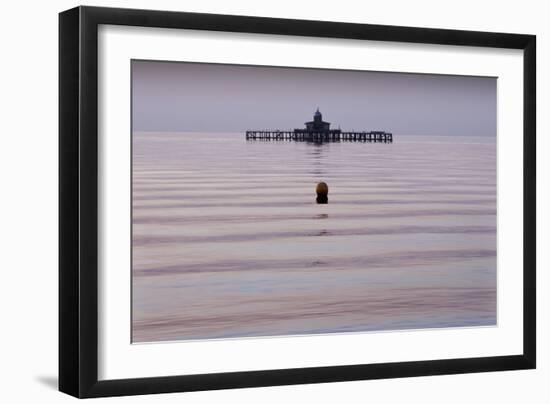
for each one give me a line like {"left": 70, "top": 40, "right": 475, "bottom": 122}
{"left": 304, "top": 108, "right": 331, "bottom": 132}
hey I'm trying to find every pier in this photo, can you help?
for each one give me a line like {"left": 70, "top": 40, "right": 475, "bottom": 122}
{"left": 245, "top": 108, "right": 393, "bottom": 143}
{"left": 245, "top": 130, "right": 392, "bottom": 143}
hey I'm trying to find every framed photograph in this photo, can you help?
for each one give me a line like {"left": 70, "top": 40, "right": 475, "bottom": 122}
{"left": 59, "top": 6, "right": 536, "bottom": 398}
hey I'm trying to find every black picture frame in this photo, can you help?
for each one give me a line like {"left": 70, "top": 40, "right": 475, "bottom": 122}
{"left": 59, "top": 5, "right": 536, "bottom": 398}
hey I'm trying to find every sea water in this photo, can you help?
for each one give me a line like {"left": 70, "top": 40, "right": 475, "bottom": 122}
{"left": 131, "top": 132, "right": 496, "bottom": 342}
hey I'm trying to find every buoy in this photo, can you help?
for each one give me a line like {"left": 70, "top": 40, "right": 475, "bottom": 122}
{"left": 316, "top": 182, "right": 328, "bottom": 204}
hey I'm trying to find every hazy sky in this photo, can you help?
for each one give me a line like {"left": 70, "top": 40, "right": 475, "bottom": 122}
{"left": 132, "top": 60, "right": 496, "bottom": 136}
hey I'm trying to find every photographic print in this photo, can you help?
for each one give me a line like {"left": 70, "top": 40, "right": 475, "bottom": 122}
{"left": 131, "top": 60, "right": 497, "bottom": 343}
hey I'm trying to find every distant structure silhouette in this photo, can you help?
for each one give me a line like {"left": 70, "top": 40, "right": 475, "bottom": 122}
{"left": 298, "top": 108, "right": 336, "bottom": 133}
{"left": 246, "top": 109, "right": 392, "bottom": 143}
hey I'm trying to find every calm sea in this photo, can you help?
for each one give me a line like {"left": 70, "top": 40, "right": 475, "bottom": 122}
{"left": 132, "top": 132, "right": 497, "bottom": 343}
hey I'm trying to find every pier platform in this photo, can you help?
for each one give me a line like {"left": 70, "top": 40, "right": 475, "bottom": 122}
{"left": 245, "top": 130, "right": 393, "bottom": 143}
